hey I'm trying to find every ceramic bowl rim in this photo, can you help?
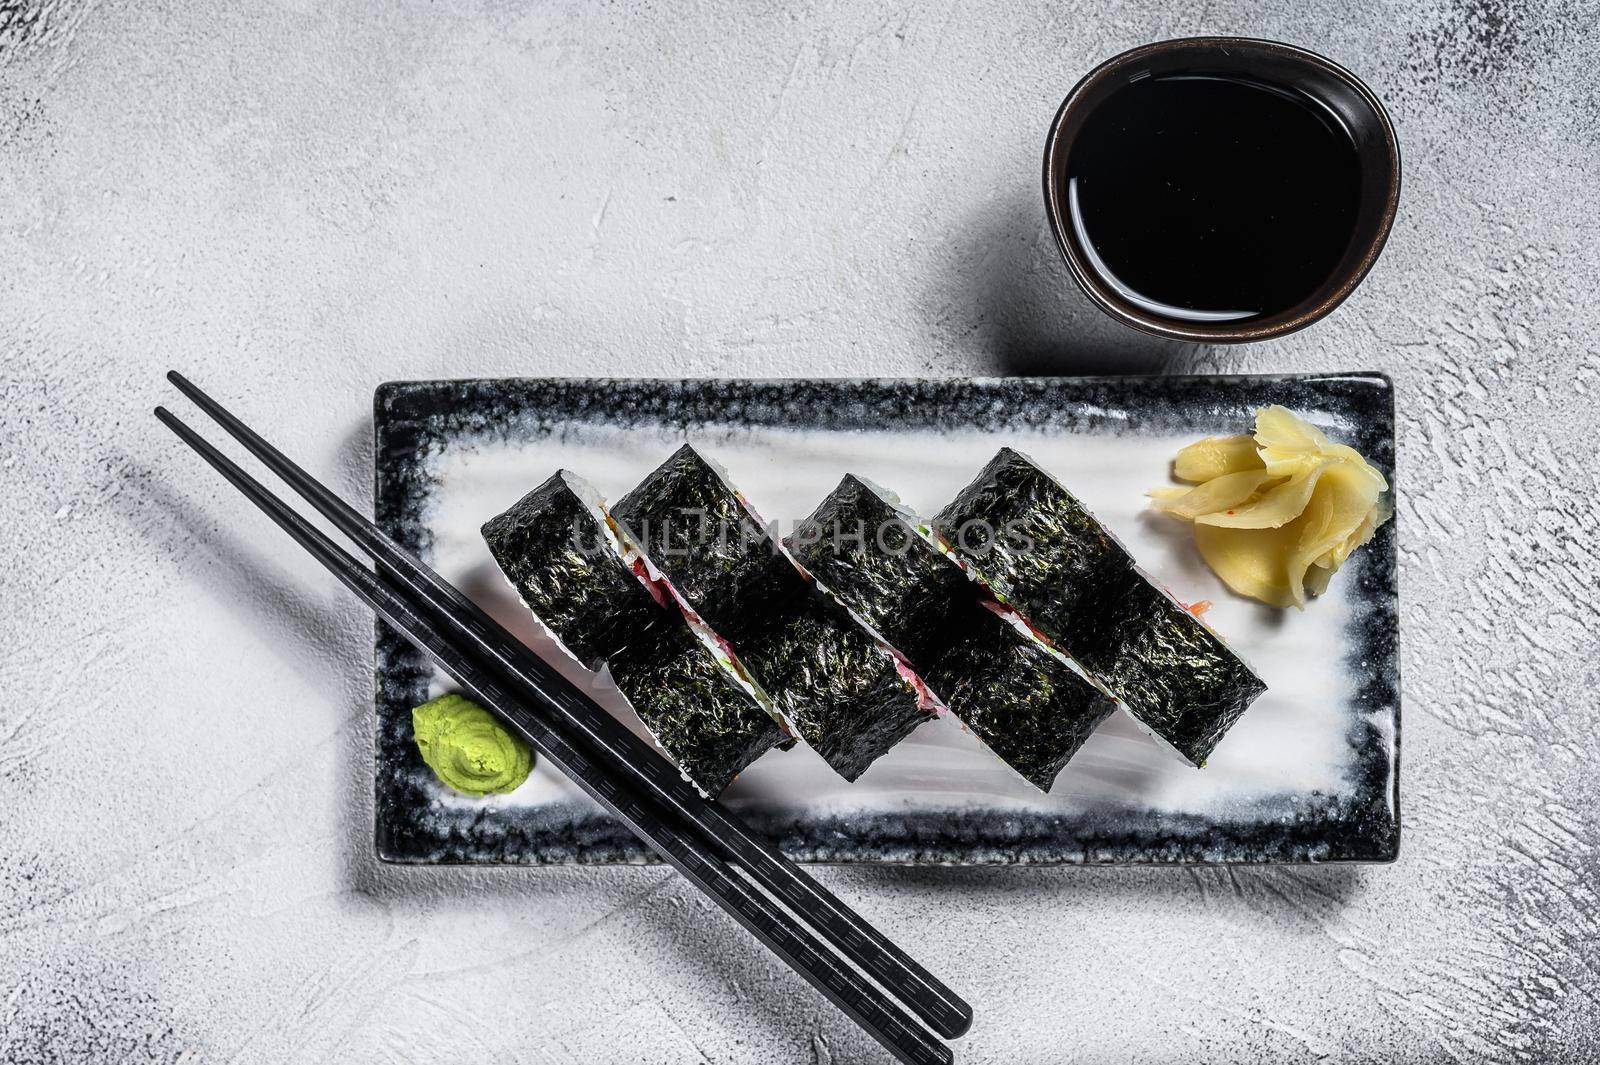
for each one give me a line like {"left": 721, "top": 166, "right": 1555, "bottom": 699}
{"left": 1042, "top": 36, "right": 1402, "bottom": 344}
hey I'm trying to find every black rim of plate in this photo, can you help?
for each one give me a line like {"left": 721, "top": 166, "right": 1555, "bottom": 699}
{"left": 373, "top": 374, "right": 1400, "bottom": 866}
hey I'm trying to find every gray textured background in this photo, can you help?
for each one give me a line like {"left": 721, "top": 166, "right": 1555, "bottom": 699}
{"left": 3, "top": 1, "right": 1598, "bottom": 1062}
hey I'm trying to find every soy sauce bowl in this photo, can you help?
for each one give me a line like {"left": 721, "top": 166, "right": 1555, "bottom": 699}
{"left": 1043, "top": 37, "right": 1400, "bottom": 344}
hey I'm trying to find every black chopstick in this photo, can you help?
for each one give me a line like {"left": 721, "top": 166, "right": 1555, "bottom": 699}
{"left": 165, "top": 371, "right": 972, "bottom": 1041}
{"left": 154, "top": 404, "right": 955, "bottom": 1065}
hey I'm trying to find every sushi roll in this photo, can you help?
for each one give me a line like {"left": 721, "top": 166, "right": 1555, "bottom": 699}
{"left": 614, "top": 446, "right": 929, "bottom": 781}
{"left": 735, "top": 593, "right": 928, "bottom": 781}
{"left": 934, "top": 447, "right": 1267, "bottom": 766}
{"left": 608, "top": 615, "right": 791, "bottom": 796}
{"left": 612, "top": 444, "right": 805, "bottom": 644}
{"left": 481, "top": 471, "right": 659, "bottom": 669}
{"left": 482, "top": 470, "right": 788, "bottom": 795}
{"left": 919, "top": 604, "right": 1116, "bottom": 792}
{"left": 784, "top": 474, "right": 971, "bottom": 664}
{"left": 788, "top": 475, "right": 1117, "bottom": 791}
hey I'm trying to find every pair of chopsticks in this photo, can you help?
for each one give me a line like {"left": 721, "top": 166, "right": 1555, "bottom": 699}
{"left": 156, "top": 373, "right": 970, "bottom": 1065}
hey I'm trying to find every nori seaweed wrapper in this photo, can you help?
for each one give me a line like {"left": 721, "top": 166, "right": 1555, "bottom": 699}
{"left": 786, "top": 475, "right": 973, "bottom": 663}
{"left": 608, "top": 615, "right": 789, "bottom": 796}
{"left": 934, "top": 448, "right": 1129, "bottom": 620}
{"left": 920, "top": 608, "right": 1117, "bottom": 791}
{"left": 791, "top": 474, "right": 1116, "bottom": 791}
{"left": 934, "top": 447, "right": 1266, "bottom": 765}
{"left": 481, "top": 472, "right": 659, "bottom": 669}
{"left": 612, "top": 445, "right": 806, "bottom": 644}
{"left": 737, "top": 593, "right": 929, "bottom": 781}
{"left": 1061, "top": 567, "right": 1264, "bottom": 766}
{"left": 619, "top": 449, "right": 929, "bottom": 781}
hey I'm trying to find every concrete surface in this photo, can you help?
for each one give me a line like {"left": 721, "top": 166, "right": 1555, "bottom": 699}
{"left": 3, "top": 1, "right": 1598, "bottom": 1062}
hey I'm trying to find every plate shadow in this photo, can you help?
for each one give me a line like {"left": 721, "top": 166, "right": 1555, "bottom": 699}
{"left": 932, "top": 184, "right": 1205, "bottom": 376}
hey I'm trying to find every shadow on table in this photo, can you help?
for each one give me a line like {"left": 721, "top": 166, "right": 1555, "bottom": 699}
{"left": 834, "top": 858, "right": 1372, "bottom": 913}
{"left": 929, "top": 184, "right": 1204, "bottom": 377}
{"left": 131, "top": 462, "right": 368, "bottom": 688}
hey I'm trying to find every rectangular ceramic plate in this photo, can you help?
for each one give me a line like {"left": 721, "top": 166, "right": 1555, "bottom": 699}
{"left": 373, "top": 375, "right": 1399, "bottom": 865}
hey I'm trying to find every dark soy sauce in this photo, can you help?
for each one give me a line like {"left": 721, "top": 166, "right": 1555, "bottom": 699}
{"left": 1066, "top": 73, "right": 1362, "bottom": 323}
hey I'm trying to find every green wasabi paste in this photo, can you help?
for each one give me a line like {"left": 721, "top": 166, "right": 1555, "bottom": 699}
{"left": 412, "top": 694, "right": 533, "bottom": 796}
